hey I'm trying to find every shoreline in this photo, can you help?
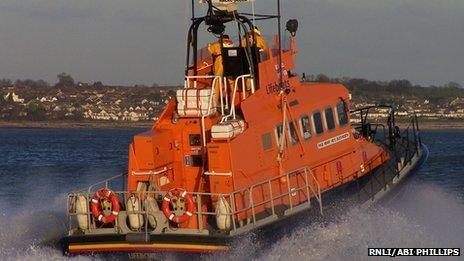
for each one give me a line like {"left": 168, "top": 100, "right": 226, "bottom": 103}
{"left": 0, "top": 120, "right": 152, "bottom": 129}
{"left": 396, "top": 120, "right": 464, "bottom": 130}
{"left": 1, "top": 120, "right": 463, "bottom": 130}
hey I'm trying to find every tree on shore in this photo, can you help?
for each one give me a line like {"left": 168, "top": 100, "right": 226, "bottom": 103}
{"left": 55, "top": 72, "right": 75, "bottom": 88}
{"left": 0, "top": 79, "right": 12, "bottom": 87}
{"left": 93, "top": 81, "right": 104, "bottom": 88}
{"left": 14, "top": 79, "right": 49, "bottom": 88}
{"left": 26, "top": 101, "right": 46, "bottom": 121}
{"left": 315, "top": 74, "right": 330, "bottom": 83}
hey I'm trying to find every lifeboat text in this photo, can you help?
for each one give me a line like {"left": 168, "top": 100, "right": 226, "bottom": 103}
{"left": 266, "top": 80, "right": 290, "bottom": 94}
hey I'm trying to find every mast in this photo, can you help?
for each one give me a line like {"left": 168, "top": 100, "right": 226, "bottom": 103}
{"left": 191, "top": 0, "right": 195, "bottom": 20}
{"left": 277, "top": 0, "right": 285, "bottom": 165}
{"left": 277, "top": 0, "right": 283, "bottom": 92}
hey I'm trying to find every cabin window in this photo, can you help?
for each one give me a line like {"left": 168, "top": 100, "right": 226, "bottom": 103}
{"left": 189, "top": 134, "right": 201, "bottom": 146}
{"left": 275, "top": 123, "right": 284, "bottom": 146}
{"left": 337, "top": 101, "right": 349, "bottom": 126}
{"left": 313, "top": 112, "right": 324, "bottom": 135}
{"left": 288, "top": 121, "right": 299, "bottom": 144}
{"left": 325, "top": 107, "right": 335, "bottom": 130}
{"left": 300, "top": 115, "right": 312, "bottom": 140}
{"left": 262, "top": 132, "right": 273, "bottom": 151}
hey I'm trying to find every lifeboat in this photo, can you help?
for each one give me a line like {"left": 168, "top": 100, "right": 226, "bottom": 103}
{"left": 63, "top": 0, "right": 428, "bottom": 255}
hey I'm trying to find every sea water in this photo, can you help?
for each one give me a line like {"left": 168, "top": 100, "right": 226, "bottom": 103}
{"left": 0, "top": 128, "right": 463, "bottom": 260}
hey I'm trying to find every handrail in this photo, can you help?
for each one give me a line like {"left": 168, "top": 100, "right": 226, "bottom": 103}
{"left": 184, "top": 74, "right": 255, "bottom": 147}
{"left": 221, "top": 74, "right": 254, "bottom": 123}
{"left": 354, "top": 112, "right": 422, "bottom": 202}
{"left": 184, "top": 75, "right": 220, "bottom": 88}
{"left": 132, "top": 166, "right": 168, "bottom": 176}
{"left": 204, "top": 171, "right": 232, "bottom": 176}
{"left": 195, "top": 75, "right": 222, "bottom": 147}
{"left": 183, "top": 74, "right": 255, "bottom": 126}
{"left": 230, "top": 166, "right": 322, "bottom": 220}
{"left": 85, "top": 173, "right": 125, "bottom": 194}
{"left": 306, "top": 167, "right": 323, "bottom": 215}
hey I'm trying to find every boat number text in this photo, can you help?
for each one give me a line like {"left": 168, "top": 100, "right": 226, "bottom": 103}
{"left": 317, "top": 132, "right": 350, "bottom": 149}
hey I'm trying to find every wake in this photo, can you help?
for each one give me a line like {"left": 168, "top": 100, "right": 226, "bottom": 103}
{"left": 208, "top": 182, "right": 464, "bottom": 261}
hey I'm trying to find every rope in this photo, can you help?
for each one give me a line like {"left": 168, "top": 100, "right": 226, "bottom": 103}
{"left": 277, "top": 95, "right": 287, "bottom": 162}
{"left": 284, "top": 99, "right": 306, "bottom": 156}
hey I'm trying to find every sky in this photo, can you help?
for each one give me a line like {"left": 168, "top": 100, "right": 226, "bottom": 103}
{"left": 0, "top": 0, "right": 463, "bottom": 87}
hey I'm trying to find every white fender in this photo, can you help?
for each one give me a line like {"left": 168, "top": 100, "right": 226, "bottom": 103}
{"left": 126, "top": 195, "right": 143, "bottom": 230}
{"left": 145, "top": 196, "right": 160, "bottom": 229}
{"left": 75, "top": 195, "right": 88, "bottom": 230}
{"left": 215, "top": 196, "right": 232, "bottom": 231}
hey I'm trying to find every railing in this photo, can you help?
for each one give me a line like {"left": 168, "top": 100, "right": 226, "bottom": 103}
{"left": 224, "top": 166, "right": 322, "bottom": 233}
{"left": 221, "top": 74, "right": 254, "bottom": 123}
{"left": 70, "top": 173, "right": 125, "bottom": 195}
{"left": 349, "top": 104, "right": 422, "bottom": 203}
{"left": 354, "top": 113, "right": 422, "bottom": 203}
{"left": 67, "top": 166, "right": 322, "bottom": 237}
{"left": 184, "top": 74, "right": 255, "bottom": 118}
{"left": 184, "top": 74, "right": 255, "bottom": 147}
{"left": 184, "top": 75, "right": 224, "bottom": 115}
{"left": 394, "top": 113, "right": 421, "bottom": 167}
{"left": 350, "top": 105, "right": 395, "bottom": 147}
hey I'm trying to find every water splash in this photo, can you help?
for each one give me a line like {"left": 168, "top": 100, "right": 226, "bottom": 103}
{"left": 0, "top": 195, "right": 94, "bottom": 261}
{"left": 1, "top": 181, "right": 462, "bottom": 261}
{"left": 204, "top": 182, "right": 464, "bottom": 261}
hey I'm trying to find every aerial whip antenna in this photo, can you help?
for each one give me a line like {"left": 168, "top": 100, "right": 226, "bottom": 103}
{"left": 252, "top": 0, "right": 256, "bottom": 26}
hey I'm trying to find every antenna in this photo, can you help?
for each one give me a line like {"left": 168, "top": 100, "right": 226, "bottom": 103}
{"left": 277, "top": 0, "right": 283, "bottom": 91}
{"left": 252, "top": 0, "right": 256, "bottom": 26}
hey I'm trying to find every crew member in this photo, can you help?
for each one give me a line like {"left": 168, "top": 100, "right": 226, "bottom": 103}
{"left": 208, "top": 35, "right": 234, "bottom": 102}
{"left": 208, "top": 34, "right": 234, "bottom": 76}
{"left": 241, "top": 27, "right": 267, "bottom": 51}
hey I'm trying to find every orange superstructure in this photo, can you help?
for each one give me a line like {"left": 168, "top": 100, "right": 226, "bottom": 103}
{"left": 126, "top": 34, "right": 388, "bottom": 229}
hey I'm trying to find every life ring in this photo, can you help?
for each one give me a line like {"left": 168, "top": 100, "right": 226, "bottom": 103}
{"left": 161, "top": 188, "right": 195, "bottom": 224}
{"left": 90, "top": 188, "right": 121, "bottom": 224}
